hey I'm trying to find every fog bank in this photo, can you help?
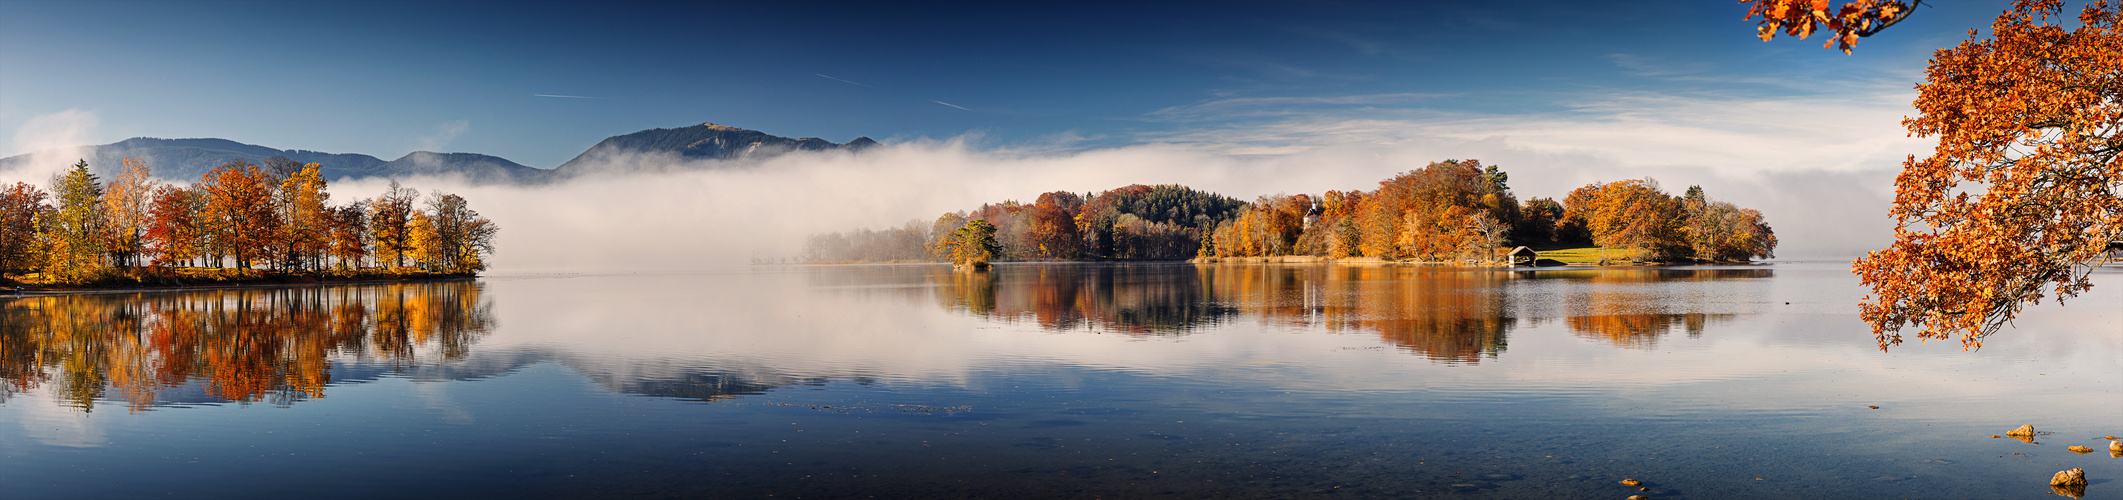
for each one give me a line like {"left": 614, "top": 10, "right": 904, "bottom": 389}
{"left": 322, "top": 137, "right": 1895, "bottom": 273}
{"left": 5, "top": 115, "right": 1912, "bottom": 273}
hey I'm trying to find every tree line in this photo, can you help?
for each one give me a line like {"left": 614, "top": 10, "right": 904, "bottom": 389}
{"left": 0, "top": 157, "right": 498, "bottom": 285}
{"left": 804, "top": 159, "right": 1776, "bottom": 265}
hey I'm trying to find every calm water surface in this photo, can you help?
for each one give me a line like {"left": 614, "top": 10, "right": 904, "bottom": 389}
{"left": 2, "top": 262, "right": 2118, "bottom": 499}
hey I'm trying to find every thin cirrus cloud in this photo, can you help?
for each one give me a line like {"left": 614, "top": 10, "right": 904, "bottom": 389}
{"left": 814, "top": 73, "right": 968, "bottom": 111}
{"left": 815, "top": 74, "right": 875, "bottom": 87}
{"left": 1142, "top": 93, "right": 1455, "bottom": 123}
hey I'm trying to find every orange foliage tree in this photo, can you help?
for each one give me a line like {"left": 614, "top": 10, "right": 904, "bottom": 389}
{"left": 145, "top": 184, "right": 200, "bottom": 267}
{"left": 199, "top": 160, "right": 280, "bottom": 270}
{"left": 0, "top": 182, "right": 51, "bottom": 273}
{"left": 1744, "top": 0, "right": 1922, "bottom": 54}
{"left": 1849, "top": 0, "right": 2123, "bottom": 349}
{"left": 1026, "top": 191, "right": 1084, "bottom": 260}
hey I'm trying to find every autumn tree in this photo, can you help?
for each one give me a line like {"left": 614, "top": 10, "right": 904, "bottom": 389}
{"left": 423, "top": 192, "right": 498, "bottom": 273}
{"left": 102, "top": 158, "right": 156, "bottom": 268}
{"left": 1565, "top": 179, "right": 1687, "bottom": 261}
{"left": 1026, "top": 191, "right": 1084, "bottom": 259}
{"left": 927, "top": 212, "right": 968, "bottom": 261}
{"left": 946, "top": 219, "right": 1001, "bottom": 268}
{"left": 405, "top": 210, "right": 437, "bottom": 271}
{"left": 1744, "top": 0, "right": 1922, "bottom": 54}
{"left": 277, "top": 163, "right": 331, "bottom": 271}
{"left": 1313, "top": 190, "right": 1365, "bottom": 258}
{"left": 0, "top": 182, "right": 52, "bottom": 273}
{"left": 46, "top": 160, "right": 108, "bottom": 280}
{"left": 199, "top": 160, "right": 280, "bottom": 270}
{"left": 1849, "top": 0, "right": 2123, "bottom": 349}
{"left": 369, "top": 182, "right": 417, "bottom": 268}
{"left": 328, "top": 202, "right": 370, "bottom": 269}
{"left": 1516, "top": 197, "right": 1564, "bottom": 246}
{"left": 145, "top": 185, "right": 200, "bottom": 267}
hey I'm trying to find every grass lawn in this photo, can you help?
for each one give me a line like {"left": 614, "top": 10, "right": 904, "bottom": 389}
{"left": 1533, "top": 247, "right": 1640, "bottom": 265}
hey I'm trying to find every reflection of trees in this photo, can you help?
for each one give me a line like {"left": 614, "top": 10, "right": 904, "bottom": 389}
{"left": 1566, "top": 313, "right": 1732, "bottom": 349}
{"left": 1206, "top": 265, "right": 1513, "bottom": 364}
{"left": 917, "top": 264, "right": 1773, "bottom": 363}
{"left": 1535, "top": 268, "right": 1764, "bottom": 349}
{"left": 0, "top": 281, "right": 491, "bottom": 412}
{"left": 931, "top": 265, "right": 1236, "bottom": 334}
{"left": 923, "top": 264, "right": 1510, "bottom": 363}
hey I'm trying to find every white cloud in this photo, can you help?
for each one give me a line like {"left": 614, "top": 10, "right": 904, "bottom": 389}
{"left": 1124, "top": 87, "right": 1933, "bottom": 258}
{"left": 412, "top": 120, "right": 470, "bottom": 153}
{"left": 3, "top": 109, "right": 101, "bottom": 183}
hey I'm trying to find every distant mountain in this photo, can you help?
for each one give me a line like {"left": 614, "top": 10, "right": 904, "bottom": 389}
{"left": 554, "top": 122, "right": 877, "bottom": 173}
{"left": 0, "top": 122, "right": 879, "bottom": 184}
{"left": 380, "top": 151, "right": 549, "bottom": 184}
{"left": 0, "top": 137, "right": 394, "bottom": 183}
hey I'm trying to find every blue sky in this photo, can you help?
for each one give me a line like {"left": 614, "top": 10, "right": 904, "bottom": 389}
{"left": 3, "top": 0, "right": 2003, "bottom": 166}
{"left": 0, "top": 1, "right": 2043, "bottom": 261}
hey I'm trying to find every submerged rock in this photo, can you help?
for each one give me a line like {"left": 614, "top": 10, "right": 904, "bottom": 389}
{"left": 2069, "top": 445, "right": 2094, "bottom": 454}
{"left": 1620, "top": 478, "right": 1642, "bottom": 486}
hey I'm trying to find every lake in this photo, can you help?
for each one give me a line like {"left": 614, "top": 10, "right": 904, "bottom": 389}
{"left": 1, "top": 262, "right": 2117, "bottom": 499}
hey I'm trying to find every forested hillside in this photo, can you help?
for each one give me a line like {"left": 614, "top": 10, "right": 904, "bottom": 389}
{"left": 804, "top": 159, "right": 1776, "bottom": 265}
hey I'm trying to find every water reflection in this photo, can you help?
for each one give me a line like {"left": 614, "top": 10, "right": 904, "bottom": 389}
{"left": 930, "top": 264, "right": 1239, "bottom": 334}
{"left": 0, "top": 281, "right": 492, "bottom": 411}
{"left": 911, "top": 264, "right": 1772, "bottom": 363}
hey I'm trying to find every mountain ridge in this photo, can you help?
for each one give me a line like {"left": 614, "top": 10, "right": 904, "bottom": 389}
{"left": 555, "top": 122, "right": 877, "bottom": 173}
{"left": 0, "top": 122, "right": 877, "bottom": 184}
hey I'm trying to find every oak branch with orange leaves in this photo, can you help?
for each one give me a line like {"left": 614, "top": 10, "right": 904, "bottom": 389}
{"left": 1744, "top": 0, "right": 1922, "bottom": 54}
{"left": 1755, "top": 1, "right": 2122, "bottom": 350}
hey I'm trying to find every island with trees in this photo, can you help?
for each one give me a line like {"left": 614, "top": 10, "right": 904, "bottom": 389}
{"left": 803, "top": 159, "right": 1777, "bottom": 267}
{"left": 1, "top": 157, "right": 498, "bottom": 289}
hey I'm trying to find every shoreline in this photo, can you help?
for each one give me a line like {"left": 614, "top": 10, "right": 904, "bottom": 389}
{"left": 2, "top": 272, "right": 480, "bottom": 297}
{"left": 779, "top": 257, "right": 1770, "bottom": 268}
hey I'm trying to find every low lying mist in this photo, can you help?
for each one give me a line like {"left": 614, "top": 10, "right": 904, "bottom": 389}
{"left": 7, "top": 136, "right": 1903, "bottom": 273}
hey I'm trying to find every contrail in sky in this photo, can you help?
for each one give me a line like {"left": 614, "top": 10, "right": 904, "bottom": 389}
{"left": 534, "top": 94, "right": 603, "bottom": 99}
{"left": 816, "top": 73, "right": 969, "bottom": 111}
{"left": 815, "top": 74, "right": 874, "bottom": 87}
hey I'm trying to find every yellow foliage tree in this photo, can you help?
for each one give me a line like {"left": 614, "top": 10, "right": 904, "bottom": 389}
{"left": 405, "top": 210, "right": 436, "bottom": 271}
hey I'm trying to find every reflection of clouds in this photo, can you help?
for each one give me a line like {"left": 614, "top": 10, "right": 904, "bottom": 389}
{"left": 11, "top": 394, "right": 105, "bottom": 447}
{"left": 7, "top": 262, "right": 2112, "bottom": 429}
